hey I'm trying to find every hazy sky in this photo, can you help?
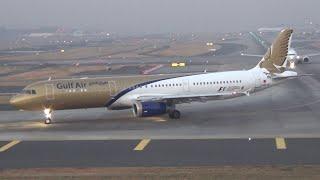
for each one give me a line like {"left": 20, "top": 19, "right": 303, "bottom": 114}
{"left": 0, "top": 0, "right": 318, "bottom": 33}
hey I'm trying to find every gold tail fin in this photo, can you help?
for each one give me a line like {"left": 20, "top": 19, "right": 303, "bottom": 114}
{"left": 258, "top": 29, "right": 293, "bottom": 73}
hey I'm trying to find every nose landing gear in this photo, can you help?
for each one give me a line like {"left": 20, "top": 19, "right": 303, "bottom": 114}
{"left": 44, "top": 108, "right": 52, "bottom": 124}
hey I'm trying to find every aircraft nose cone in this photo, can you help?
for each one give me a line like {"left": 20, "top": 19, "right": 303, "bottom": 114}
{"left": 9, "top": 95, "right": 23, "bottom": 108}
{"left": 9, "top": 94, "right": 36, "bottom": 110}
{"left": 9, "top": 96, "right": 18, "bottom": 106}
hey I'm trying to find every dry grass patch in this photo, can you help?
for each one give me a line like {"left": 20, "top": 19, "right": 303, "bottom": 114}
{"left": 2, "top": 65, "right": 109, "bottom": 81}
{"left": 0, "top": 166, "right": 319, "bottom": 180}
{"left": 0, "top": 81, "right": 31, "bottom": 87}
{"left": 0, "top": 66, "right": 28, "bottom": 75}
{"left": 0, "top": 44, "right": 139, "bottom": 61}
{"left": 154, "top": 42, "right": 220, "bottom": 57}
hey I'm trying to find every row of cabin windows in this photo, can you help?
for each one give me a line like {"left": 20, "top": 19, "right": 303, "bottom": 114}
{"left": 138, "top": 80, "right": 242, "bottom": 89}
{"left": 125, "top": 83, "right": 183, "bottom": 89}
{"left": 193, "top": 80, "right": 242, "bottom": 86}
{"left": 65, "top": 89, "right": 88, "bottom": 93}
{"left": 149, "top": 83, "right": 183, "bottom": 88}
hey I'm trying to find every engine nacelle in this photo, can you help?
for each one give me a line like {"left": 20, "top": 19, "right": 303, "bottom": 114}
{"left": 303, "top": 56, "right": 310, "bottom": 63}
{"left": 133, "top": 101, "right": 167, "bottom": 117}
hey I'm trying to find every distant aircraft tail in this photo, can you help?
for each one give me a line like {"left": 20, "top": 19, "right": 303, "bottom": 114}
{"left": 257, "top": 29, "right": 293, "bottom": 73}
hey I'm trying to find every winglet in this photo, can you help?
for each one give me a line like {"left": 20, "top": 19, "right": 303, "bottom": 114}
{"left": 258, "top": 29, "right": 293, "bottom": 73}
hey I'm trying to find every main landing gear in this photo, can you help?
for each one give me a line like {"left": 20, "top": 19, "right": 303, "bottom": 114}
{"left": 167, "top": 103, "right": 180, "bottom": 119}
{"left": 168, "top": 109, "right": 181, "bottom": 119}
{"left": 44, "top": 108, "right": 52, "bottom": 124}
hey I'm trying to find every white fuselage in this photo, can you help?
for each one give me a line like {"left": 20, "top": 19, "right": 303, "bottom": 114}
{"left": 112, "top": 67, "right": 272, "bottom": 108}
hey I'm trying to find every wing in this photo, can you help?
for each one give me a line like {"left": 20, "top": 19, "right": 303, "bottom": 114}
{"left": 304, "top": 53, "right": 320, "bottom": 57}
{"left": 135, "top": 91, "right": 248, "bottom": 104}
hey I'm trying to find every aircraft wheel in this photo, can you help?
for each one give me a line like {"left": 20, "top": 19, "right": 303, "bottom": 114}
{"left": 168, "top": 111, "right": 174, "bottom": 119}
{"left": 172, "top": 110, "right": 181, "bottom": 119}
{"left": 45, "top": 118, "right": 52, "bottom": 124}
{"left": 169, "top": 110, "right": 180, "bottom": 119}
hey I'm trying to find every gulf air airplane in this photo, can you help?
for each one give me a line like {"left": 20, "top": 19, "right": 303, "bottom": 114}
{"left": 10, "top": 29, "right": 297, "bottom": 124}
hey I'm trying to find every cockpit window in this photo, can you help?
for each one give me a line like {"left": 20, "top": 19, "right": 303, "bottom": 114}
{"left": 22, "top": 89, "right": 36, "bottom": 94}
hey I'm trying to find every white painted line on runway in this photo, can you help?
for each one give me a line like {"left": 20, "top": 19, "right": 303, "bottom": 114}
{"left": 142, "top": 64, "right": 164, "bottom": 75}
{"left": 275, "top": 137, "right": 287, "bottom": 150}
{"left": 0, "top": 140, "right": 20, "bottom": 152}
{"left": 134, "top": 139, "right": 151, "bottom": 151}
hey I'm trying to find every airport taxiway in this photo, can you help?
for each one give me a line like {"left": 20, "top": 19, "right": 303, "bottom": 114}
{"left": 1, "top": 138, "right": 320, "bottom": 169}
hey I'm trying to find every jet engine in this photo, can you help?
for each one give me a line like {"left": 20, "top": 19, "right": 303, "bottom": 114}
{"left": 303, "top": 56, "right": 310, "bottom": 63}
{"left": 133, "top": 101, "right": 167, "bottom": 117}
{"left": 297, "top": 56, "right": 310, "bottom": 64}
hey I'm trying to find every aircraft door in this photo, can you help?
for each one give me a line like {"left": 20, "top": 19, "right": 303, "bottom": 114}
{"left": 251, "top": 71, "right": 262, "bottom": 88}
{"left": 45, "top": 84, "right": 55, "bottom": 100}
{"left": 182, "top": 79, "right": 189, "bottom": 92}
{"left": 255, "top": 72, "right": 266, "bottom": 88}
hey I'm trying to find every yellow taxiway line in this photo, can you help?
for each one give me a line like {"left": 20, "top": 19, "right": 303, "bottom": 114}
{"left": 275, "top": 137, "right": 287, "bottom": 150}
{"left": 0, "top": 140, "right": 20, "bottom": 152}
{"left": 134, "top": 139, "right": 151, "bottom": 151}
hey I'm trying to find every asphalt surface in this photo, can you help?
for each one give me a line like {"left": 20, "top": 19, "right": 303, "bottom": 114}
{"left": 0, "top": 138, "right": 320, "bottom": 169}
{"left": 0, "top": 33, "right": 320, "bottom": 168}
